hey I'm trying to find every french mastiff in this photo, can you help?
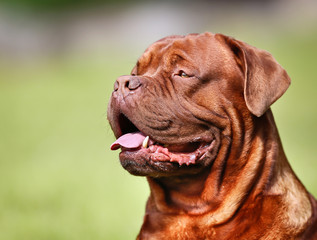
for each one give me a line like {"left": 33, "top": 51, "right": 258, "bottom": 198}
{"left": 107, "top": 32, "right": 317, "bottom": 239}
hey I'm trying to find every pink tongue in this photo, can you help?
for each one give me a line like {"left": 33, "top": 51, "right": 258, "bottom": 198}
{"left": 110, "top": 132, "right": 147, "bottom": 150}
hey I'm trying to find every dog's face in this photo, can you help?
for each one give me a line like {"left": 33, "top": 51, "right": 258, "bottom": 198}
{"left": 107, "top": 33, "right": 290, "bottom": 177}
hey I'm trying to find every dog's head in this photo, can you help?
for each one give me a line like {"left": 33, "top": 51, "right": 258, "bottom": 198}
{"left": 107, "top": 33, "right": 290, "bottom": 177}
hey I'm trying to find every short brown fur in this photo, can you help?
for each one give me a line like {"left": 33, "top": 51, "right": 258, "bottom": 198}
{"left": 108, "top": 32, "right": 317, "bottom": 240}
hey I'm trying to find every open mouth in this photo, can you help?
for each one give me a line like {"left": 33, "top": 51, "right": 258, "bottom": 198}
{"left": 110, "top": 114, "right": 214, "bottom": 166}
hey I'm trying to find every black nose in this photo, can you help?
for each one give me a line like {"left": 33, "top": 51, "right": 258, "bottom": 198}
{"left": 114, "top": 75, "right": 142, "bottom": 96}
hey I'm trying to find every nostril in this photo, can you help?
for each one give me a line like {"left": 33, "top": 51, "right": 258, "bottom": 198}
{"left": 114, "top": 76, "right": 142, "bottom": 94}
{"left": 128, "top": 78, "right": 141, "bottom": 90}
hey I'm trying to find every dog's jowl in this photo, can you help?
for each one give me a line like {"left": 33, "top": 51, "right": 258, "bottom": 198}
{"left": 108, "top": 32, "right": 317, "bottom": 240}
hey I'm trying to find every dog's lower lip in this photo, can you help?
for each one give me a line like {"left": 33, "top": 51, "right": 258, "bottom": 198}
{"left": 120, "top": 139, "right": 214, "bottom": 166}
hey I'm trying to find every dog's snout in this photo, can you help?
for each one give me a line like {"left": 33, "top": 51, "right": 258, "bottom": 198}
{"left": 114, "top": 75, "right": 142, "bottom": 96}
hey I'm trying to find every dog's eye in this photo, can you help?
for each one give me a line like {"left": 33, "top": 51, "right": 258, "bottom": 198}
{"left": 178, "top": 71, "right": 190, "bottom": 78}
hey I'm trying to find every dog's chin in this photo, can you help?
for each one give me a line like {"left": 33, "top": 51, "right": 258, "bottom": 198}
{"left": 118, "top": 139, "right": 219, "bottom": 177}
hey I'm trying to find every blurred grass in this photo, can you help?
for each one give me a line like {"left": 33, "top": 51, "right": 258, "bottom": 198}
{"left": 0, "top": 32, "right": 316, "bottom": 239}
{"left": 0, "top": 54, "right": 149, "bottom": 239}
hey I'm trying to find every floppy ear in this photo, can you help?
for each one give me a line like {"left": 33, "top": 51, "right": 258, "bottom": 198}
{"left": 217, "top": 34, "right": 291, "bottom": 117}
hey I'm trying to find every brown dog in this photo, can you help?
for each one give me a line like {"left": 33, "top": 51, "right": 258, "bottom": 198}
{"left": 107, "top": 32, "right": 317, "bottom": 239}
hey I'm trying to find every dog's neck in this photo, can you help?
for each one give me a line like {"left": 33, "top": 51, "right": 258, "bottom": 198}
{"left": 144, "top": 109, "right": 311, "bottom": 227}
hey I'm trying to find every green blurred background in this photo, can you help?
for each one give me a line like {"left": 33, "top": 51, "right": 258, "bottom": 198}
{"left": 0, "top": 0, "right": 316, "bottom": 239}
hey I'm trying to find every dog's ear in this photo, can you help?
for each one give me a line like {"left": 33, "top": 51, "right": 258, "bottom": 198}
{"left": 217, "top": 34, "right": 291, "bottom": 117}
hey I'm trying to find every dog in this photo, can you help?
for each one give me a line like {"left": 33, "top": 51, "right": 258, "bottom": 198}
{"left": 107, "top": 32, "right": 317, "bottom": 239}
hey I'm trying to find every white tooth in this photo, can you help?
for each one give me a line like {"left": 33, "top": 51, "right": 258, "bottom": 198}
{"left": 142, "top": 136, "right": 150, "bottom": 148}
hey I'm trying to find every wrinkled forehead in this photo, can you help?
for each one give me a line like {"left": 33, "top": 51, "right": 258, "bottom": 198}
{"left": 135, "top": 33, "right": 230, "bottom": 75}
